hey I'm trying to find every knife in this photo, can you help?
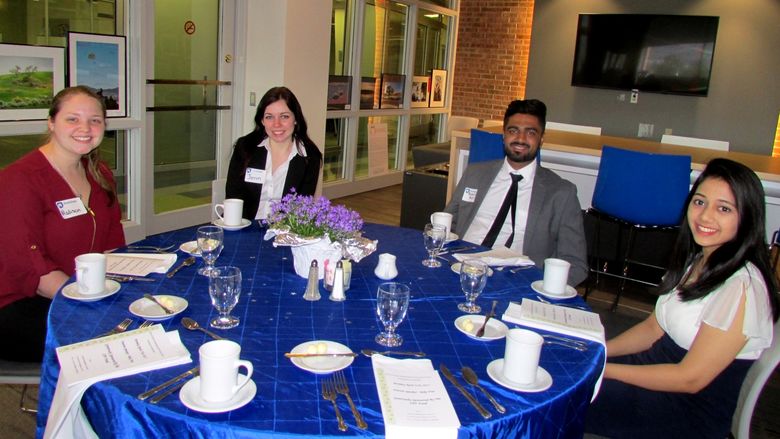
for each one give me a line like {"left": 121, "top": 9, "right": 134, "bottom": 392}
{"left": 137, "top": 366, "right": 199, "bottom": 401}
{"left": 283, "top": 352, "right": 358, "bottom": 358}
{"left": 106, "top": 275, "right": 157, "bottom": 282}
{"left": 439, "top": 363, "right": 492, "bottom": 419}
{"left": 149, "top": 370, "right": 200, "bottom": 404}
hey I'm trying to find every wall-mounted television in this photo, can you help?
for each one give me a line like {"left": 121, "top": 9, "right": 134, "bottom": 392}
{"left": 571, "top": 14, "right": 719, "bottom": 96}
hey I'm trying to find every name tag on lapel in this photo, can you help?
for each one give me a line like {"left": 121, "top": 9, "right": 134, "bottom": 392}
{"left": 245, "top": 168, "right": 265, "bottom": 184}
{"left": 56, "top": 197, "right": 88, "bottom": 219}
{"left": 462, "top": 187, "right": 478, "bottom": 203}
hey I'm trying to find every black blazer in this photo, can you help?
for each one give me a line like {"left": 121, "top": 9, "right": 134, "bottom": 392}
{"left": 225, "top": 130, "right": 322, "bottom": 220}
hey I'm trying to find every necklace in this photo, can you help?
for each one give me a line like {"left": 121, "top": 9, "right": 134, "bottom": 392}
{"left": 45, "top": 152, "right": 97, "bottom": 251}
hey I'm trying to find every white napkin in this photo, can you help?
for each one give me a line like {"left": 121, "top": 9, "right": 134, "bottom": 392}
{"left": 44, "top": 326, "right": 192, "bottom": 439}
{"left": 106, "top": 253, "right": 177, "bottom": 276}
{"left": 452, "top": 246, "right": 534, "bottom": 267}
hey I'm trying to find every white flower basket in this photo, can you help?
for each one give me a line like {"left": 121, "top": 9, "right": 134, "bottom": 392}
{"left": 289, "top": 237, "right": 343, "bottom": 279}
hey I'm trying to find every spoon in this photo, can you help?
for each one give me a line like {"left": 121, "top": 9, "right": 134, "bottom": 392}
{"left": 167, "top": 256, "right": 196, "bottom": 278}
{"left": 461, "top": 366, "right": 506, "bottom": 413}
{"left": 475, "top": 300, "right": 498, "bottom": 338}
{"left": 181, "top": 317, "right": 224, "bottom": 340}
{"left": 143, "top": 293, "right": 174, "bottom": 314}
{"left": 361, "top": 349, "right": 426, "bottom": 358}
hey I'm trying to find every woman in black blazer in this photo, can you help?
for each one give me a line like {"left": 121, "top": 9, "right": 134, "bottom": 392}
{"left": 226, "top": 86, "right": 322, "bottom": 220}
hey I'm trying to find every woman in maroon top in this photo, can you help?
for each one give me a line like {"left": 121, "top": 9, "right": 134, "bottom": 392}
{"left": 0, "top": 86, "right": 125, "bottom": 362}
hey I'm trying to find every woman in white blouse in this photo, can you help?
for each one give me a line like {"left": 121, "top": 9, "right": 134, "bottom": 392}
{"left": 585, "top": 158, "right": 779, "bottom": 439}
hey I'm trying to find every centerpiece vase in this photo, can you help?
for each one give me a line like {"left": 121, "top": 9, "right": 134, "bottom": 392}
{"left": 289, "top": 237, "right": 343, "bottom": 279}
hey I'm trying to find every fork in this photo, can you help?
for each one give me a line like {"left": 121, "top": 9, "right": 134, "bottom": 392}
{"left": 139, "top": 321, "right": 154, "bottom": 329}
{"left": 127, "top": 243, "right": 176, "bottom": 253}
{"left": 98, "top": 318, "right": 133, "bottom": 337}
{"left": 321, "top": 377, "right": 348, "bottom": 431}
{"left": 333, "top": 371, "right": 367, "bottom": 429}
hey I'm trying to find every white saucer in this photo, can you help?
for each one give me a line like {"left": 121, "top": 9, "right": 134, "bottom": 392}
{"left": 179, "top": 374, "right": 256, "bottom": 413}
{"left": 178, "top": 241, "right": 202, "bottom": 257}
{"left": 444, "top": 232, "right": 459, "bottom": 244}
{"left": 486, "top": 359, "right": 553, "bottom": 392}
{"left": 129, "top": 295, "right": 188, "bottom": 321}
{"left": 451, "top": 262, "right": 493, "bottom": 276}
{"left": 289, "top": 340, "right": 354, "bottom": 374}
{"left": 454, "top": 315, "right": 508, "bottom": 341}
{"left": 531, "top": 280, "right": 578, "bottom": 299}
{"left": 212, "top": 218, "right": 251, "bottom": 231}
{"left": 61, "top": 280, "right": 121, "bottom": 302}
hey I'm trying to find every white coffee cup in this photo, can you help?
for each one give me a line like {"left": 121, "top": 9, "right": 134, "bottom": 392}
{"left": 502, "top": 328, "right": 543, "bottom": 385}
{"left": 430, "top": 211, "right": 453, "bottom": 238}
{"left": 543, "top": 258, "right": 571, "bottom": 296}
{"left": 199, "top": 340, "right": 254, "bottom": 403}
{"left": 214, "top": 198, "right": 244, "bottom": 227}
{"left": 75, "top": 253, "right": 106, "bottom": 296}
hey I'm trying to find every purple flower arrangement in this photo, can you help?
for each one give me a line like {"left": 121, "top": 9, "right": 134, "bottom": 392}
{"left": 266, "top": 193, "right": 364, "bottom": 242}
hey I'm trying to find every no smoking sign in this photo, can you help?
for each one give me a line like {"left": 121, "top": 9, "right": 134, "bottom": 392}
{"left": 184, "top": 20, "right": 196, "bottom": 35}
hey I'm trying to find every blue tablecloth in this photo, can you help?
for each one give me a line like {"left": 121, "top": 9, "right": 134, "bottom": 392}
{"left": 36, "top": 223, "right": 603, "bottom": 438}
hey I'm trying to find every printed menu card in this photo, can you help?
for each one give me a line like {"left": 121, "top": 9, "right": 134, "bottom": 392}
{"left": 372, "top": 355, "right": 460, "bottom": 438}
{"left": 106, "top": 253, "right": 177, "bottom": 276}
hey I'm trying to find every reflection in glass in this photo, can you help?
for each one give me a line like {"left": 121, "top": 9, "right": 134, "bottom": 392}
{"left": 415, "top": 9, "right": 450, "bottom": 75}
{"left": 407, "top": 114, "right": 444, "bottom": 168}
{"left": 361, "top": 1, "right": 408, "bottom": 78}
{"left": 330, "top": 0, "right": 353, "bottom": 76}
{"left": 356, "top": 116, "right": 400, "bottom": 179}
{"left": 324, "top": 118, "right": 348, "bottom": 182}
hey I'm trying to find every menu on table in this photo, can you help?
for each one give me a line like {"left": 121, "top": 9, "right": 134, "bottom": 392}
{"left": 106, "top": 253, "right": 177, "bottom": 276}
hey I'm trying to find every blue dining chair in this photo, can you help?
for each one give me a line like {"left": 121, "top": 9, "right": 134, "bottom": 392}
{"left": 468, "top": 129, "right": 505, "bottom": 164}
{"left": 584, "top": 145, "right": 692, "bottom": 310}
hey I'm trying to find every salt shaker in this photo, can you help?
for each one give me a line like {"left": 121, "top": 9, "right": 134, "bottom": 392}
{"left": 329, "top": 261, "right": 346, "bottom": 301}
{"left": 374, "top": 253, "right": 398, "bottom": 280}
{"left": 303, "top": 260, "right": 321, "bottom": 301}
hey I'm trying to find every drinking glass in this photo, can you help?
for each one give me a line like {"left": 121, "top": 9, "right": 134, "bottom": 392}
{"left": 208, "top": 266, "right": 242, "bottom": 329}
{"left": 422, "top": 223, "right": 446, "bottom": 268}
{"left": 197, "top": 225, "right": 224, "bottom": 276}
{"left": 458, "top": 259, "right": 488, "bottom": 313}
{"left": 375, "top": 282, "right": 411, "bottom": 347}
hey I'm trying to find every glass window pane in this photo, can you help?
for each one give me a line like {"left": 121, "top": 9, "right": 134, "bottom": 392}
{"left": 415, "top": 9, "right": 450, "bottom": 75}
{"left": 356, "top": 115, "right": 400, "bottom": 179}
{"left": 408, "top": 113, "right": 444, "bottom": 168}
{"left": 361, "top": 1, "right": 408, "bottom": 77}
{"left": 324, "top": 117, "right": 348, "bottom": 182}
{"left": 422, "top": 0, "right": 451, "bottom": 8}
{"left": 330, "top": 0, "right": 352, "bottom": 76}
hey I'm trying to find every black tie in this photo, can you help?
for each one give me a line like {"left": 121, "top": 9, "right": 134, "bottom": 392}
{"left": 482, "top": 173, "right": 523, "bottom": 248}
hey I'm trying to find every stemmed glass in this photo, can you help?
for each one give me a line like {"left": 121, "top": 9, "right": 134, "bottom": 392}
{"left": 208, "top": 266, "right": 242, "bottom": 329}
{"left": 422, "top": 223, "right": 446, "bottom": 267}
{"left": 458, "top": 259, "right": 488, "bottom": 313}
{"left": 197, "top": 225, "right": 224, "bottom": 276}
{"left": 375, "top": 282, "right": 411, "bottom": 347}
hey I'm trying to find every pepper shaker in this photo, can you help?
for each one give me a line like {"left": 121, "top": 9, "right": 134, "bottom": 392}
{"left": 303, "top": 260, "right": 321, "bottom": 301}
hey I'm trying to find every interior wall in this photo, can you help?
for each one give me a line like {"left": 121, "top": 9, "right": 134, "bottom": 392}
{"left": 525, "top": 0, "right": 780, "bottom": 155}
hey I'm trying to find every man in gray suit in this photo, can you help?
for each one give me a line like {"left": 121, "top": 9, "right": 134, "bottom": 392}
{"left": 444, "top": 99, "right": 587, "bottom": 286}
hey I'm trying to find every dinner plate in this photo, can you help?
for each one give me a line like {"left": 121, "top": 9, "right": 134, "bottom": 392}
{"left": 454, "top": 315, "right": 508, "bottom": 341}
{"left": 212, "top": 218, "right": 252, "bottom": 231}
{"left": 486, "top": 358, "right": 552, "bottom": 392}
{"left": 289, "top": 340, "right": 354, "bottom": 374}
{"left": 444, "top": 232, "right": 459, "bottom": 244}
{"left": 530, "top": 280, "right": 578, "bottom": 299}
{"left": 179, "top": 374, "right": 256, "bottom": 413}
{"left": 178, "top": 241, "right": 202, "bottom": 257}
{"left": 129, "top": 295, "right": 188, "bottom": 321}
{"left": 61, "top": 280, "right": 121, "bottom": 302}
{"left": 450, "top": 262, "right": 494, "bottom": 277}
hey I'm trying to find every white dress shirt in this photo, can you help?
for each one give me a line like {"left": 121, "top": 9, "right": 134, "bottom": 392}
{"left": 462, "top": 159, "right": 536, "bottom": 252}
{"left": 255, "top": 138, "right": 307, "bottom": 220}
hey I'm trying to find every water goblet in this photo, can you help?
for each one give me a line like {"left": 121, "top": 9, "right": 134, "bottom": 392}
{"left": 375, "top": 282, "right": 411, "bottom": 347}
{"left": 208, "top": 266, "right": 242, "bottom": 329}
{"left": 422, "top": 223, "right": 446, "bottom": 268}
{"left": 458, "top": 259, "right": 488, "bottom": 313}
{"left": 197, "top": 225, "right": 224, "bottom": 276}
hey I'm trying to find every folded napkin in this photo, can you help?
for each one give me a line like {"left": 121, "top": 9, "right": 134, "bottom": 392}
{"left": 106, "top": 253, "right": 177, "bottom": 276}
{"left": 44, "top": 326, "right": 192, "bottom": 439}
{"left": 452, "top": 246, "right": 534, "bottom": 267}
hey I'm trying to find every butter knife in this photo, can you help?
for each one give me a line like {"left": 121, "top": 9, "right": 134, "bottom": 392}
{"left": 138, "top": 366, "right": 199, "bottom": 401}
{"left": 149, "top": 370, "right": 200, "bottom": 404}
{"left": 284, "top": 352, "right": 358, "bottom": 358}
{"left": 439, "top": 363, "right": 492, "bottom": 419}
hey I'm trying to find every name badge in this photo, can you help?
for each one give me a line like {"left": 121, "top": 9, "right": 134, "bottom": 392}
{"left": 245, "top": 168, "right": 265, "bottom": 184}
{"left": 462, "top": 187, "right": 478, "bottom": 203}
{"left": 56, "top": 197, "right": 88, "bottom": 219}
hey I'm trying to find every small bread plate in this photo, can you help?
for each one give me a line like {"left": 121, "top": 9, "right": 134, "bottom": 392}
{"left": 455, "top": 315, "right": 508, "bottom": 341}
{"left": 179, "top": 374, "right": 256, "bottom": 413}
{"left": 289, "top": 340, "right": 355, "bottom": 374}
{"left": 178, "top": 241, "right": 202, "bottom": 257}
{"left": 444, "top": 232, "right": 459, "bottom": 244}
{"left": 486, "top": 358, "right": 553, "bottom": 392}
{"left": 212, "top": 218, "right": 251, "bottom": 231}
{"left": 530, "top": 280, "right": 578, "bottom": 299}
{"left": 129, "top": 295, "right": 188, "bottom": 321}
{"left": 62, "top": 280, "right": 121, "bottom": 302}
{"left": 450, "top": 262, "right": 494, "bottom": 277}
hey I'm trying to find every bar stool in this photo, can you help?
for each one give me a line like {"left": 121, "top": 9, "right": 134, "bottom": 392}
{"left": 0, "top": 360, "right": 41, "bottom": 413}
{"left": 584, "top": 146, "right": 692, "bottom": 310}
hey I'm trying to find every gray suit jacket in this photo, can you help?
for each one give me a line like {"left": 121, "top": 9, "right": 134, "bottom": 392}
{"left": 444, "top": 160, "right": 588, "bottom": 286}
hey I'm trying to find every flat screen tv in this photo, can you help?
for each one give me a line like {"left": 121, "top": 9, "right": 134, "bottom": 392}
{"left": 571, "top": 14, "right": 719, "bottom": 96}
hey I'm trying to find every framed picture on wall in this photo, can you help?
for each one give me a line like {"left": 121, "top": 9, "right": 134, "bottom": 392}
{"left": 429, "top": 69, "right": 447, "bottom": 108}
{"left": 360, "top": 76, "right": 380, "bottom": 109}
{"left": 379, "top": 73, "right": 405, "bottom": 109}
{"left": 67, "top": 32, "right": 127, "bottom": 117}
{"left": 410, "top": 76, "right": 430, "bottom": 108}
{"left": 0, "top": 43, "right": 65, "bottom": 121}
{"left": 327, "top": 75, "right": 352, "bottom": 110}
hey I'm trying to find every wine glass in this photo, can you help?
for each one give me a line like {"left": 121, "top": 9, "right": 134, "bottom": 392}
{"left": 375, "top": 282, "right": 411, "bottom": 347}
{"left": 197, "top": 225, "right": 224, "bottom": 276}
{"left": 208, "top": 266, "right": 242, "bottom": 329}
{"left": 422, "top": 223, "right": 446, "bottom": 267}
{"left": 458, "top": 259, "right": 488, "bottom": 313}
